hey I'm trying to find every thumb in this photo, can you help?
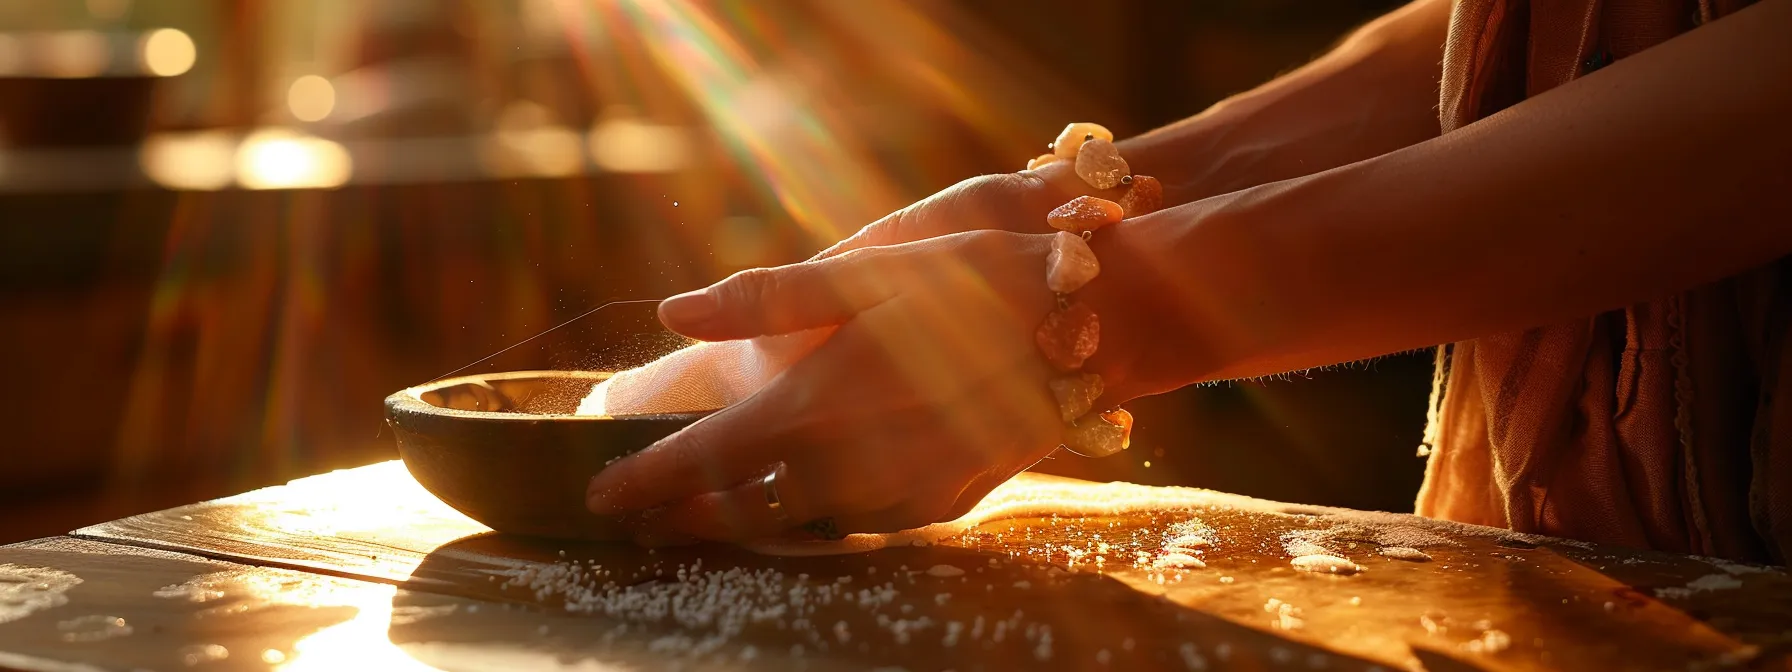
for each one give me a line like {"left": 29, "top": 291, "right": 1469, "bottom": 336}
{"left": 659, "top": 251, "right": 899, "bottom": 341}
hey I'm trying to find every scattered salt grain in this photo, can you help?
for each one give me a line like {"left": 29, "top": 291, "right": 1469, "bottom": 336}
{"left": 1155, "top": 553, "right": 1206, "bottom": 569}
{"left": 1655, "top": 573, "right": 1745, "bottom": 599}
{"left": 1179, "top": 642, "right": 1207, "bottom": 670}
{"left": 1379, "top": 546, "right": 1431, "bottom": 562}
{"left": 1291, "top": 554, "right": 1363, "bottom": 575}
{"left": 1463, "top": 629, "right": 1511, "bottom": 654}
{"left": 1165, "top": 534, "right": 1212, "bottom": 551}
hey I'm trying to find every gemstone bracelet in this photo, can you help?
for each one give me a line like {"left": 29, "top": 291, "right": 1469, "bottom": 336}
{"left": 1024, "top": 123, "right": 1162, "bottom": 458}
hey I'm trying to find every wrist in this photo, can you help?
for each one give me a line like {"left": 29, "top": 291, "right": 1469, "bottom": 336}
{"left": 1077, "top": 190, "right": 1273, "bottom": 401}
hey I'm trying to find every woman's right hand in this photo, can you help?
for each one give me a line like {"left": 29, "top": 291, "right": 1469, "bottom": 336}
{"left": 812, "top": 161, "right": 1128, "bottom": 260}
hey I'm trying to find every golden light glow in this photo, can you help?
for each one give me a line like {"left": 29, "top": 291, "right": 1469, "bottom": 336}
{"left": 0, "top": 35, "right": 20, "bottom": 76}
{"left": 587, "top": 113, "right": 692, "bottom": 173}
{"left": 157, "top": 567, "right": 440, "bottom": 672}
{"left": 236, "top": 129, "right": 353, "bottom": 190}
{"left": 85, "top": 0, "right": 131, "bottom": 21}
{"left": 39, "top": 30, "right": 110, "bottom": 78}
{"left": 140, "top": 131, "right": 237, "bottom": 191}
{"left": 211, "top": 461, "right": 485, "bottom": 578}
{"left": 276, "top": 586, "right": 441, "bottom": 672}
{"left": 288, "top": 75, "right": 336, "bottom": 122}
{"left": 140, "top": 28, "right": 196, "bottom": 77}
{"left": 745, "top": 472, "right": 1242, "bottom": 556}
{"left": 481, "top": 101, "right": 584, "bottom": 177}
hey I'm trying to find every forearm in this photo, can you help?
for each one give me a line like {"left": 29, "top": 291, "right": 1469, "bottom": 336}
{"left": 1098, "top": 0, "right": 1792, "bottom": 395}
{"left": 1089, "top": 0, "right": 1450, "bottom": 204}
{"left": 820, "top": 0, "right": 1449, "bottom": 258}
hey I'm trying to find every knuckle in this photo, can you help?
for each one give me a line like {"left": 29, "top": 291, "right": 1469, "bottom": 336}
{"left": 720, "top": 267, "right": 778, "bottom": 304}
{"left": 658, "top": 438, "right": 705, "bottom": 484}
{"left": 964, "top": 172, "right": 1028, "bottom": 200}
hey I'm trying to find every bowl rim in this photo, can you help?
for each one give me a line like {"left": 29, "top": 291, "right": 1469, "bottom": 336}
{"left": 385, "top": 370, "right": 709, "bottom": 423}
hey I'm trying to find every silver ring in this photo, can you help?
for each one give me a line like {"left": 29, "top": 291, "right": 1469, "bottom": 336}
{"left": 762, "top": 469, "right": 790, "bottom": 522}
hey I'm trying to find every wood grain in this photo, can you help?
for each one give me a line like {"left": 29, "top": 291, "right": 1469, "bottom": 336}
{"left": 63, "top": 461, "right": 1792, "bottom": 671}
{"left": 0, "top": 538, "right": 839, "bottom": 671}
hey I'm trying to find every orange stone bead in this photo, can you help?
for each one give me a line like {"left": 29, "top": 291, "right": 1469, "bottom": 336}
{"left": 1064, "top": 408, "right": 1130, "bottom": 457}
{"left": 1073, "top": 138, "right": 1130, "bottom": 190}
{"left": 1046, "top": 196, "right": 1123, "bottom": 234}
{"left": 1026, "top": 153, "right": 1060, "bottom": 170}
{"left": 1051, "top": 122, "right": 1114, "bottom": 160}
{"left": 1100, "top": 408, "right": 1134, "bottom": 445}
{"left": 1035, "top": 302, "right": 1099, "bottom": 371}
{"left": 1117, "top": 175, "right": 1163, "bottom": 218}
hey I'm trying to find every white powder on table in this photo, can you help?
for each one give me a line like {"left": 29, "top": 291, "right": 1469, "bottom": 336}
{"left": 1290, "top": 555, "right": 1363, "bottom": 575}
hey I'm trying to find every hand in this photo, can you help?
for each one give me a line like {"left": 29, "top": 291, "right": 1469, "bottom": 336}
{"left": 585, "top": 230, "right": 1081, "bottom": 544}
{"left": 811, "top": 161, "right": 1126, "bottom": 260}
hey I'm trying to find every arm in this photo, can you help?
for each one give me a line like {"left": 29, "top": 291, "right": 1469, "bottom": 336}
{"left": 584, "top": 0, "right": 1789, "bottom": 544}
{"left": 1113, "top": 0, "right": 1451, "bottom": 203}
{"left": 1091, "top": 0, "right": 1792, "bottom": 400}
{"left": 815, "top": 0, "right": 1451, "bottom": 255}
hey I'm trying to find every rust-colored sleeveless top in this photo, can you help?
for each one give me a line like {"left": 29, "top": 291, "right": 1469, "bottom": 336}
{"left": 1415, "top": 0, "right": 1790, "bottom": 564}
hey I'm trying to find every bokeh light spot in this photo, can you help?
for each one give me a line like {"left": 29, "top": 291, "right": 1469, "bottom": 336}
{"left": 588, "top": 113, "right": 692, "bottom": 174}
{"left": 140, "top": 131, "right": 237, "bottom": 191}
{"left": 141, "top": 28, "right": 196, "bottom": 77}
{"left": 288, "top": 75, "right": 336, "bottom": 122}
{"left": 480, "top": 101, "right": 584, "bottom": 177}
{"left": 236, "top": 129, "right": 353, "bottom": 190}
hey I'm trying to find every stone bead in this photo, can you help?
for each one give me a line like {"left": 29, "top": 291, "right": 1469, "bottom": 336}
{"left": 1046, "top": 195, "right": 1122, "bottom": 234}
{"left": 1100, "top": 408, "right": 1134, "bottom": 441}
{"left": 1026, "top": 153, "right": 1060, "bottom": 170}
{"left": 1051, "top": 122, "right": 1114, "bottom": 160}
{"left": 1074, "top": 138, "right": 1130, "bottom": 190}
{"left": 1117, "top": 175, "right": 1163, "bottom": 218}
{"left": 1046, "top": 231, "right": 1100, "bottom": 294}
{"left": 1035, "top": 302, "right": 1099, "bottom": 371}
{"left": 1064, "top": 409, "right": 1131, "bottom": 457}
{"left": 1048, "top": 372, "right": 1104, "bottom": 423}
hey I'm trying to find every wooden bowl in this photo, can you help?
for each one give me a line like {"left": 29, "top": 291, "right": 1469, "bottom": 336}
{"left": 385, "top": 370, "right": 705, "bottom": 540}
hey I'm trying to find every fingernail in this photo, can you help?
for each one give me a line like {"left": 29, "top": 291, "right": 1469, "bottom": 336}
{"left": 658, "top": 292, "right": 717, "bottom": 330}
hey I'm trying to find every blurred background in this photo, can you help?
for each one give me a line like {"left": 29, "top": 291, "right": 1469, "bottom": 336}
{"left": 0, "top": 0, "right": 1426, "bottom": 544}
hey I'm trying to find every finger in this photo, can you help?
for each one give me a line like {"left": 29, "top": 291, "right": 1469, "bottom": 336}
{"left": 809, "top": 204, "right": 912, "bottom": 261}
{"left": 824, "top": 491, "right": 966, "bottom": 536}
{"left": 657, "top": 248, "right": 901, "bottom": 341}
{"left": 585, "top": 393, "right": 794, "bottom": 515}
{"left": 811, "top": 172, "right": 1056, "bottom": 260}
{"left": 648, "top": 460, "right": 906, "bottom": 542}
{"left": 635, "top": 465, "right": 793, "bottom": 543}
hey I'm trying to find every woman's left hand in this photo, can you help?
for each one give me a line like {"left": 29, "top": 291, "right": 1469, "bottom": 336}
{"left": 583, "top": 230, "right": 1077, "bottom": 544}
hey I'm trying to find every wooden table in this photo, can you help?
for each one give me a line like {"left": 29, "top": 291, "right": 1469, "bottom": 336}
{"left": 2, "top": 461, "right": 1788, "bottom": 671}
